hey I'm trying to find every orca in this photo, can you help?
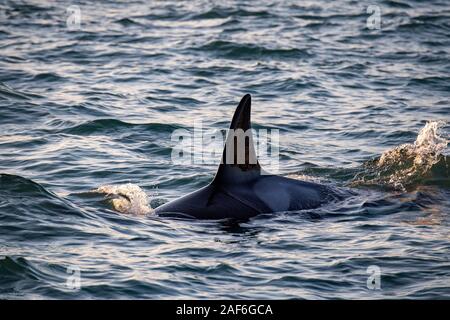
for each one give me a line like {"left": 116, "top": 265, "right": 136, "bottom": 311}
{"left": 155, "top": 94, "right": 341, "bottom": 219}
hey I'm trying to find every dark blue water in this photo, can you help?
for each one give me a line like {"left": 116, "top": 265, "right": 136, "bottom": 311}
{"left": 1, "top": 0, "right": 449, "bottom": 299}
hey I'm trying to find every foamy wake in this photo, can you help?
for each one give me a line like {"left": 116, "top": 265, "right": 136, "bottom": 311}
{"left": 378, "top": 121, "right": 448, "bottom": 167}
{"left": 287, "top": 173, "right": 323, "bottom": 183}
{"left": 353, "top": 121, "right": 448, "bottom": 190}
{"left": 93, "top": 183, "right": 153, "bottom": 215}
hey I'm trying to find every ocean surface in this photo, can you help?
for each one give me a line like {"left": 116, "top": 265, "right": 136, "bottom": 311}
{"left": 0, "top": 0, "right": 449, "bottom": 299}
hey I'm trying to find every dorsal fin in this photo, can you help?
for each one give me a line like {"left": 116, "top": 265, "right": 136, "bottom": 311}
{"left": 212, "top": 94, "right": 261, "bottom": 184}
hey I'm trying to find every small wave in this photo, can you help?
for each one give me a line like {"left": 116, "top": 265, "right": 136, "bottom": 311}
{"left": 0, "top": 256, "right": 40, "bottom": 297}
{"left": 63, "top": 119, "right": 133, "bottom": 135}
{"left": 0, "top": 173, "right": 54, "bottom": 198}
{"left": 0, "top": 174, "right": 90, "bottom": 241}
{"left": 381, "top": 0, "right": 412, "bottom": 9}
{"left": 0, "top": 82, "right": 32, "bottom": 100}
{"left": 190, "top": 7, "right": 272, "bottom": 20}
{"left": 352, "top": 121, "right": 448, "bottom": 190}
{"left": 197, "top": 40, "right": 312, "bottom": 60}
{"left": 62, "top": 119, "right": 181, "bottom": 136}
{"left": 114, "top": 18, "right": 142, "bottom": 27}
{"left": 286, "top": 173, "right": 324, "bottom": 184}
{"left": 92, "top": 184, "right": 153, "bottom": 215}
{"left": 0, "top": 256, "right": 72, "bottom": 298}
{"left": 30, "top": 72, "right": 63, "bottom": 82}
{"left": 406, "top": 76, "right": 450, "bottom": 92}
{"left": 0, "top": 173, "right": 85, "bottom": 217}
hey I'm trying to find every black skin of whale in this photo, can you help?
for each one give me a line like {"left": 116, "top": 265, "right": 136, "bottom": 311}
{"left": 155, "top": 94, "right": 341, "bottom": 219}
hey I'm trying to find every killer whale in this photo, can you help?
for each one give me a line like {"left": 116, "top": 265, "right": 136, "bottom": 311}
{"left": 155, "top": 94, "right": 341, "bottom": 219}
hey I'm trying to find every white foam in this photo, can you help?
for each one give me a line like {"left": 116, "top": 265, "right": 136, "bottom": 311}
{"left": 286, "top": 173, "right": 323, "bottom": 183}
{"left": 378, "top": 121, "right": 448, "bottom": 167}
{"left": 93, "top": 183, "right": 153, "bottom": 215}
{"left": 354, "top": 121, "right": 448, "bottom": 190}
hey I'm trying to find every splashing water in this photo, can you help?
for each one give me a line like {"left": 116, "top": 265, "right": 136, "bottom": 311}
{"left": 287, "top": 173, "right": 324, "bottom": 184}
{"left": 93, "top": 184, "right": 153, "bottom": 215}
{"left": 379, "top": 121, "right": 448, "bottom": 166}
{"left": 352, "top": 121, "right": 448, "bottom": 190}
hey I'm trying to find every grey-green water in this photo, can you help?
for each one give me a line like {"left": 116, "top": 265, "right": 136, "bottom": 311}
{"left": 0, "top": 0, "right": 449, "bottom": 299}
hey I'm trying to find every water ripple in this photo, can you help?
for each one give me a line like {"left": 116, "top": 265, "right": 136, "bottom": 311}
{"left": 0, "top": 0, "right": 449, "bottom": 299}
